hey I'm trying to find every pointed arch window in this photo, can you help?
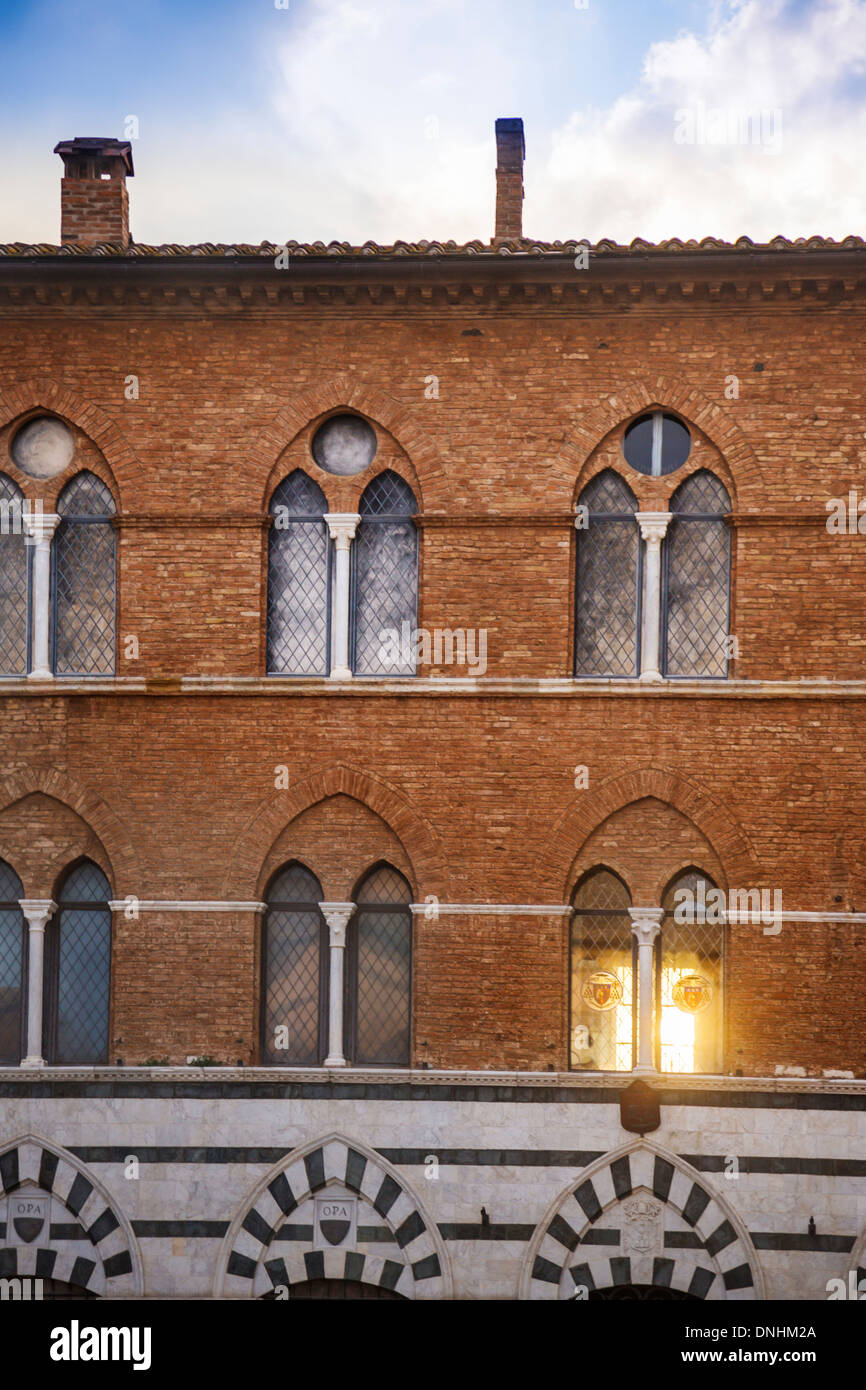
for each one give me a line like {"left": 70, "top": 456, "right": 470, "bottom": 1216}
{"left": 53, "top": 472, "right": 116, "bottom": 676}
{"left": 45, "top": 860, "right": 111, "bottom": 1064}
{"left": 662, "top": 471, "right": 731, "bottom": 677}
{"left": 570, "top": 868, "right": 634, "bottom": 1071}
{"left": 0, "top": 474, "right": 29, "bottom": 676}
{"left": 659, "top": 868, "right": 724, "bottom": 1074}
{"left": 267, "top": 471, "right": 331, "bottom": 676}
{"left": 575, "top": 471, "right": 641, "bottom": 677}
{"left": 261, "top": 862, "right": 327, "bottom": 1065}
{"left": 352, "top": 473, "right": 418, "bottom": 677}
{"left": 0, "top": 860, "right": 25, "bottom": 1064}
{"left": 347, "top": 863, "right": 412, "bottom": 1065}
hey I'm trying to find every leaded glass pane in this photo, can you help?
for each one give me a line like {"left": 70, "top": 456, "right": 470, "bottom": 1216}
{"left": 52, "top": 861, "right": 111, "bottom": 1065}
{"left": 0, "top": 474, "right": 28, "bottom": 675}
{"left": 575, "top": 470, "right": 640, "bottom": 677}
{"left": 659, "top": 869, "right": 724, "bottom": 1075}
{"left": 570, "top": 869, "right": 634, "bottom": 1072}
{"left": 263, "top": 863, "right": 325, "bottom": 1066}
{"left": 267, "top": 472, "right": 330, "bottom": 676}
{"left": 0, "top": 859, "right": 24, "bottom": 1065}
{"left": 352, "top": 864, "right": 411, "bottom": 1066}
{"left": 54, "top": 472, "right": 116, "bottom": 676}
{"left": 353, "top": 473, "right": 417, "bottom": 677}
{"left": 664, "top": 471, "right": 731, "bottom": 678}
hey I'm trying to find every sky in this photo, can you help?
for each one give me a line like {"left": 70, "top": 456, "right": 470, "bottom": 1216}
{"left": 1, "top": 0, "right": 865, "bottom": 246}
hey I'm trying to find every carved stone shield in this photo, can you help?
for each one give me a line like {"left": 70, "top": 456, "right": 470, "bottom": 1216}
{"left": 622, "top": 1197, "right": 663, "bottom": 1254}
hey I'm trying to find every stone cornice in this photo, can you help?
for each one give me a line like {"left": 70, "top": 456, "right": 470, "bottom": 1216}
{"left": 1, "top": 245, "right": 866, "bottom": 312}
{"left": 2, "top": 675, "right": 865, "bottom": 698}
{"left": 0, "top": 1065, "right": 861, "bottom": 1093}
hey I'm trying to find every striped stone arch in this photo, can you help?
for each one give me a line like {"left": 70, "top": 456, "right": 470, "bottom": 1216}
{"left": 0, "top": 1134, "right": 142, "bottom": 1296}
{"left": 215, "top": 1132, "right": 451, "bottom": 1300}
{"left": 521, "top": 1140, "right": 764, "bottom": 1301}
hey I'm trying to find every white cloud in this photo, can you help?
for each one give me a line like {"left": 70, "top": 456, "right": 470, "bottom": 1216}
{"left": 540, "top": 0, "right": 866, "bottom": 241}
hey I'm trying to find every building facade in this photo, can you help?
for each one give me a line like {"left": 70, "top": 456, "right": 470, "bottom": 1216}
{"left": 0, "top": 122, "right": 864, "bottom": 1301}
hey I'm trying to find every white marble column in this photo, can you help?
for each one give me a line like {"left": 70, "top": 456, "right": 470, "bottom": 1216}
{"left": 324, "top": 514, "right": 360, "bottom": 680}
{"left": 19, "top": 899, "right": 56, "bottom": 1067}
{"left": 628, "top": 907, "right": 663, "bottom": 1075}
{"left": 23, "top": 511, "right": 61, "bottom": 680}
{"left": 320, "top": 903, "right": 355, "bottom": 1066}
{"left": 635, "top": 512, "right": 672, "bottom": 682}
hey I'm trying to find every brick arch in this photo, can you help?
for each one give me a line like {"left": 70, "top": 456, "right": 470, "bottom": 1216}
{"left": 224, "top": 764, "right": 450, "bottom": 900}
{"left": 0, "top": 1133, "right": 142, "bottom": 1296}
{"left": 0, "top": 770, "right": 140, "bottom": 894}
{"left": 251, "top": 374, "right": 444, "bottom": 511}
{"left": 521, "top": 1139, "right": 764, "bottom": 1301}
{"left": 0, "top": 378, "right": 137, "bottom": 506}
{"left": 215, "top": 1131, "right": 451, "bottom": 1299}
{"left": 541, "top": 767, "right": 759, "bottom": 900}
{"left": 567, "top": 377, "right": 763, "bottom": 506}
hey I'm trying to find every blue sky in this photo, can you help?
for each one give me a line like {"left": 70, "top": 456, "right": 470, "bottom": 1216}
{"left": 2, "top": 0, "right": 866, "bottom": 245}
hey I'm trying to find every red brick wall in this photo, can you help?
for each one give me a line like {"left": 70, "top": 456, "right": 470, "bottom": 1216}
{"left": 0, "top": 265, "right": 864, "bottom": 1075}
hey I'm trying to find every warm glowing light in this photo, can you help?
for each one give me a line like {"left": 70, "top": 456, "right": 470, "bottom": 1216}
{"left": 660, "top": 967, "right": 696, "bottom": 1072}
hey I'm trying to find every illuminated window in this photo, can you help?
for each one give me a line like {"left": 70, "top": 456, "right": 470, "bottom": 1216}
{"left": 570, "top": 868, "right": 634, "bottom": 1071}
{"left": 658, "top": 868, "right": 724, "bottom": 1074}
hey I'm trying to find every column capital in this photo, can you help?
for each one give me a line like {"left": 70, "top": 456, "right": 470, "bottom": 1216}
{"left": 22, "top": 510, "right": 62, "bottom": 544}
{"left": 628, "top": 905, "right": 663, "bottom": 944}
{"left": 320, "top": 902, "right": 355, "bottom": 947}
{"left": 635, "top": 512, "right": 672, "bottom": 544}
{"left": 19, "top": 899, "right": 57, "bottom": 929}
{"left": 324, "top": 513, "right": 361, "bottom": 546}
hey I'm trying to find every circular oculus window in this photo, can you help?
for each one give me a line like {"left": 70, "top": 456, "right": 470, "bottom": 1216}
{"left": 11, "top": 416, "right": 75, "bottom": 479}
{"left": 622, "top": 412, "right": 691, "bottom": 476}
{"left": 311, "top": 415, "right": 377, "bottom": 476}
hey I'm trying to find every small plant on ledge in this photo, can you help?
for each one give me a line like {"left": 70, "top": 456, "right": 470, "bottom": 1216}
{"left": 186, "top": 1055, "right": 220, "bottom": 1067}
{"left": 141, "top": 1057, "right": 170, "bottom": 1067}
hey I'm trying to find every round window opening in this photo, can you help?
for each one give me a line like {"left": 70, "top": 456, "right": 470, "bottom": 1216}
{"left": 622, "top": 412, "right": 691, "bottom": 476}
{"left": 311, "top": 414, "right": 377, "bottom": 476}
{"left": 11, "top": 416, "right": 75, "bottom": 479}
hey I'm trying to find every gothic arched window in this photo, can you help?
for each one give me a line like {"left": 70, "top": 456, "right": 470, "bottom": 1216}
{"left": 53, "top": 472, "right": 116, "bottom": 675}
{"left": 352, "top": 472, "right": 417, "bottom": 676}
{"left": 662, "top": 471, "right": 731, "bottom": 677}
{"left": 659, "top": 867, "right": 724, "bottom": 1074}
{"left": 0, "top": 474, "right": 29, "bottom": 676}
{"left": 575, "top": 471, "right": 640, "bottom": 677}
{"left": 570, "top": 867, "right": 634, "bottom": 1072}
{"left": 0, "top": 860, "right": 25, "bottom": 1064}
{"left": 267, "top": 471, "right": 331, "bottom": 676}
{"left": 261, "top": 862, "right": 327, "bottom": 1065}
{"left": 45, "top": 860, "right": 111, "bottom": 1064}
{"left": 347, "top": 863, "right": 412, "bottom": 1065}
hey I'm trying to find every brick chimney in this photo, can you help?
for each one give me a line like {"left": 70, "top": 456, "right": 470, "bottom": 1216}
{"left": 54, "top": 138, "right": 134, "bottom": 247}
{"left": 494, "top": 117, "right": 525, "bottom": 242}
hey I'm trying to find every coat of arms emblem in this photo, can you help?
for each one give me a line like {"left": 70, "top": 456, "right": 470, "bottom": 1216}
{"left": 582, "top": 970, "right": 624, "bottom": 1012}
{"left": 9, "top": 1193, "right": 49, "bottom": 1244}
{"left": 622, "top": 1197, "right": 663, "bottom": 1254}
{"left": 314, "top": 1196, "right": 357, "bottom": 1249}
{"left": 672, "top": 973, "right": 713, "bottom": 1013}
